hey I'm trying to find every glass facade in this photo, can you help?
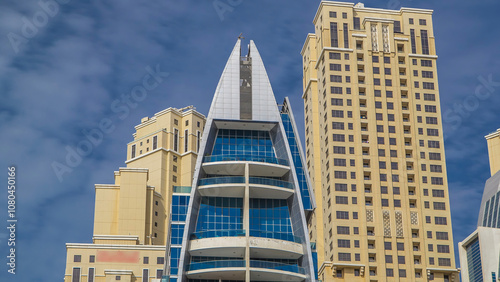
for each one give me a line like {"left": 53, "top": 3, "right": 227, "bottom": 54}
{"left": 195, "top": 197, "right": 244, "bottom": 233}
{"left": 169, "top": 188, "right": 191, "bottom": 281}
{"left": 481, "top": 191, "right": 500, "bottom": 228}
{"left": 211, "top": 129, "right": 276, "bottom": 158}
{"left": 281, "top": 109, "right": 313, "bottom": 210}
{"left": 466, "top": 237, "right": 483, "bottom": 282}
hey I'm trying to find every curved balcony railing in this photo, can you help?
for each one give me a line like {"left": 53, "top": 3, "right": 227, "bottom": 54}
{"left": 250, "top": 260, "right": 306, "bottom": 275}
{"left": 198, "top": 177, "right": 293, "bottom": 189}
{"left": 173, "top": 186, "right": 192, "bottom": 193}
{"left": 190, "top": 229, "right": 245, "bottom": 240}
{"left": 249, "top": 177, "right": 293, "bottom": 189}
{"left": 249, "top": 230, "right": 301, "bottom": 244}
{"left": 203, "top": 155, "right": 289, "bottom": 166}
{"left": 187, "top": 260, "right": 245, "bottom": 271}
{"left": 198, "top": 176, "right": 245, "bottom": 186}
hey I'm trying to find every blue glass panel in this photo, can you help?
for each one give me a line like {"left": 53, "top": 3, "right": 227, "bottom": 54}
{"left": 172, "top": 195, "right": 190, "bottom": 222}
{"left": 195, "top": 197, "right": 243, "bottom": 234}
{"left": 466, "top": 237, "right": 483, "bottom": 282}
{"left": 170, "top": 224, "right": 185, "bottom": 245}
{"left": 210, "top": 129, "right": 277, "bottom": 159}
{"left": 249, "top": 199, "right": 293, "bottom": 240}
{"left": 280, "top": 113, "right": 313, "bottom": 210}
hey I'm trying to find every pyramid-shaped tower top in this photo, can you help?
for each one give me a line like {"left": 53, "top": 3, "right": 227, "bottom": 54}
{"left": 208, "top": 39, "right": 281, "bottom": 122}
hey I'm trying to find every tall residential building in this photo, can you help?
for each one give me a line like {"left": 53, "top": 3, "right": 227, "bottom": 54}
{"left": 302, "top": 1, "right": 458, "bottom": 281}
{"left": 175, "top": 39, "right": 317, "bottom": 282}
{"left": 64, "top": 106, "right": 206, "bottom": 282}
{"left": 458, "top": 128, "right": 500, "bottom": 282}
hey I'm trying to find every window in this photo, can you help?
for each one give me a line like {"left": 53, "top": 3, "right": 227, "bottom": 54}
{"left": 331, "top": 75, "right": 342, "bottom": 82}
{"left": 432, "top": 189, "right": 445, "bottom": 197}
{"left": 437, "top": 245, "right": 450, "bottom": 253}
{"left": 157, "top": 257, "right": 164, "bottom": 264}
{"left": 386, "top": 269, "right": 394, "bottom": 277}
{"left": 421, "top": 30, "right": 429, "bottom": 55}
{"left": 422, "top": 71, "right": 434, "bottom": 78}
{"left": 410, "top": 29, "right": 416, "bottom": 53}
{"left": 336, "top": 196, "right": 349, "bottom": 204}
{"left": 142, "top": 269, "right": 149, "bottom": 282}
{"left": 353, "top": 17, "right": 361, "bottom": 30}
{"left": 373, "top": 56, "right": 379, "bottom": 63}
{"left": 343, "top": 23, "right": 349, "bottom": 48}
{"left": 399, "top": 269, "right": 407, "bottom": 278}
{"left": 438, "top": 258, "right": 451, "bottom": 266}
{"left": 329, "top": 52, "right": 341, "bottom": 60}
{"left": 384, "top": 57, "right": 390, "bottom": 64}
{"left": 429, "top": 152, "right": 441, "bottom": 160}
{"left": 373, "top": 67, "right": 380, "bottom": 74}
{"left": 88, "top": 268, "right": 95, "bottom": 282}
{"left": 332, "top": 122, "right": 344, "bottom": 130}
{"left": 430, "top": 165, "right": 442, "bottom": 172}
{"left": 398, "top": 256, "right": 406, "bottom": 264}
{"left": 89, "top": 255, "right": 95, "bottom": 263}
{"left": 426, "top": 117, "right": 438, "bottom": 124}
{"left": 173, "top": 129, "right": 179, "bottom": 151}
{"left": 428, "top": 140, "right": 440, "bottom": 148}
{"left": 144, "top": 257, "right": 149, "bottom": 264}
{"left": 74, "top": 255, "right": 81, "bottom": 262}
{"left": 382, "top": 199, "right": 389, "bottom": 207}
{"left": 332, "top": 110, "right": 344, "bottom": 118}
{"left": 374, "top": 78, "right": 381, "bottom": 85}
{"left": 197, "top": 131, "right": 201, "bottom": 152}
{"left": 335, "top": 183, "right": 348, "bottom": 191}
{"left": 423, "top": 82, "right": 435, "bottom": 89}
{"left": 435, "top": 217, "right": 448, "bottom": 225}
{"left": 331, "top": 22, "right": 339, "bottom": 47}
{"left": 376, "top": 113, "right": 383, "bottom": 120}
{"left": 334, "top": 146, "right": 346, "bottom": 154}
{"left": 72, "top": 268, "right": 81, "bottom": 282}
{"left": 381, "top": 186, "right": 388, "bottom": 194}
{"left": 329, "top": 11, "right": 337, "bottom": 18}
{"left": 131, "top": 144, "right": 136, "bottom": 158}
{"left": 385, "top": 68, "right": 391, "bottom": 75}
{"left": 394, "top": 20, "right": 401, "bottom": 33}
{"left": 338, "top": 239, "right": 351, "bottom": 248}
{"left": 331, "top": 63, "right": 342, "bottom": 71}
{"left": 156, "top": 269, "right": 163, "bottom": 279}
{"left": 394, "top": 199, "right": 401, "bottom": 207}
{"left": 376, "top": 125, "right": 383, "bottom": 133}
{"left": 184, "top": 130, "right": 189, "bottom": 152}
{"left": 436, "top": 232, "right": 449, "bottom": 240}
{"left": 386, "top": 91, "right": 393, "bottom": 98}
{"left": 339, "top": 253, "right": 351, "bottom": 261}
{"left": 388, "top": 114, "right": 395, "bottom": 121}
{"left": 331, "top": 86, "right": 343, "bottom": 94}
{"left": 152, "top": 136, "right": 158, "bottom": 150}
{"left": 337, "top": 226, "right": 350, "bottom": 234}
{"left": 385, "top": 79, "right": 392, "bottom": 86}
{"left": 397, "top": 242, "right": 405, "bottom": 251}
{"left": 336, "top": 211, "right": 349, "bottom": 219}
{"left": 425, "top": 105, "right": 437, "bottom": 113}
{"left": 431, "top": 177, "right": 444, "bottom": 185}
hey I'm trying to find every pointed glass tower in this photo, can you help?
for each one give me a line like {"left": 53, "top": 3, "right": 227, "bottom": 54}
{"left": 175, "top": 39, "right": 316, "bottom": 282}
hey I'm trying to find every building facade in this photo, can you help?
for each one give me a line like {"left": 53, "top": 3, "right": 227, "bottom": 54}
{"left": 302, "top": 1, "right": 458, "bottom": 281}
{"left": 175, "top": 39, "right": 317, "bottom": 281}
{"left": 64, "top": 106, "right": 206, "bottom": 282}
{"left": 458, "top": 128, "right": 500, "bottom": 282}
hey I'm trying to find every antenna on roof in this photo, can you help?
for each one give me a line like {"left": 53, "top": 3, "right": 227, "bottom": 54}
{"left": 238, "top": 33, "right": 245, "bottom": 40}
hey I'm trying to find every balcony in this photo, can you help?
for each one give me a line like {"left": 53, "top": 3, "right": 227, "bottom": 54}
{"left": 202, "top": 155, "right": 290, "bottom": 177}
{"left": 186, "top": 260, "right": 246, "bottom": 280}
{"left": 186, "top": 260, "right": 307, "bottom": 281}
{"left": 198, "top": 177, "right": 294, "bottom": 199}
{"left": 250, "top": 260, "right": 306, "bottom": 281}
{"left": 249, "top": 230, "right": 301, "bottom": 243}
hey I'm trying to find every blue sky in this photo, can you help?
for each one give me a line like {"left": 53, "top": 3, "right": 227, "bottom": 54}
{"left": 0, "top": 0, "right": 499, "bottom": 280}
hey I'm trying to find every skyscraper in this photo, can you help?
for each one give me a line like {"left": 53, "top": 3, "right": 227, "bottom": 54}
{"left": 175, "top": 39, "right": 317, "bottom": 281}
{"left": 302, "top": 1, "right": 458, "bottom": 281}
{"left": 64, "top": 106, "right": 206, "bottom": 282}
{"left": 458, "top": 128, "right": 500, "bottom": 282}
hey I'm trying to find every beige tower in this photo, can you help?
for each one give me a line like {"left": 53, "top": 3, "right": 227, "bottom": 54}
{"left": 486, "top": 128, "right": 500, "bottom": 176}
{"left": 302, "top": 1, "right": 458, "bottom": 281}
{"left": 64, "top": 106, "right": 205, "bottom": 282}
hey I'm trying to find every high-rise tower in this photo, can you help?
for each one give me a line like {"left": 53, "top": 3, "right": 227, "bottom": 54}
{"left": 458, "top": 128, "right": 500, "bottom": 282}
{"left": 64, "top": 106, "right": 206, "bottom": 282}
{"left": 302, "top": 1, "right": 458, "bottom": 281}
{"left": 175, "top": 39, "right": 317, "bottom": 282}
